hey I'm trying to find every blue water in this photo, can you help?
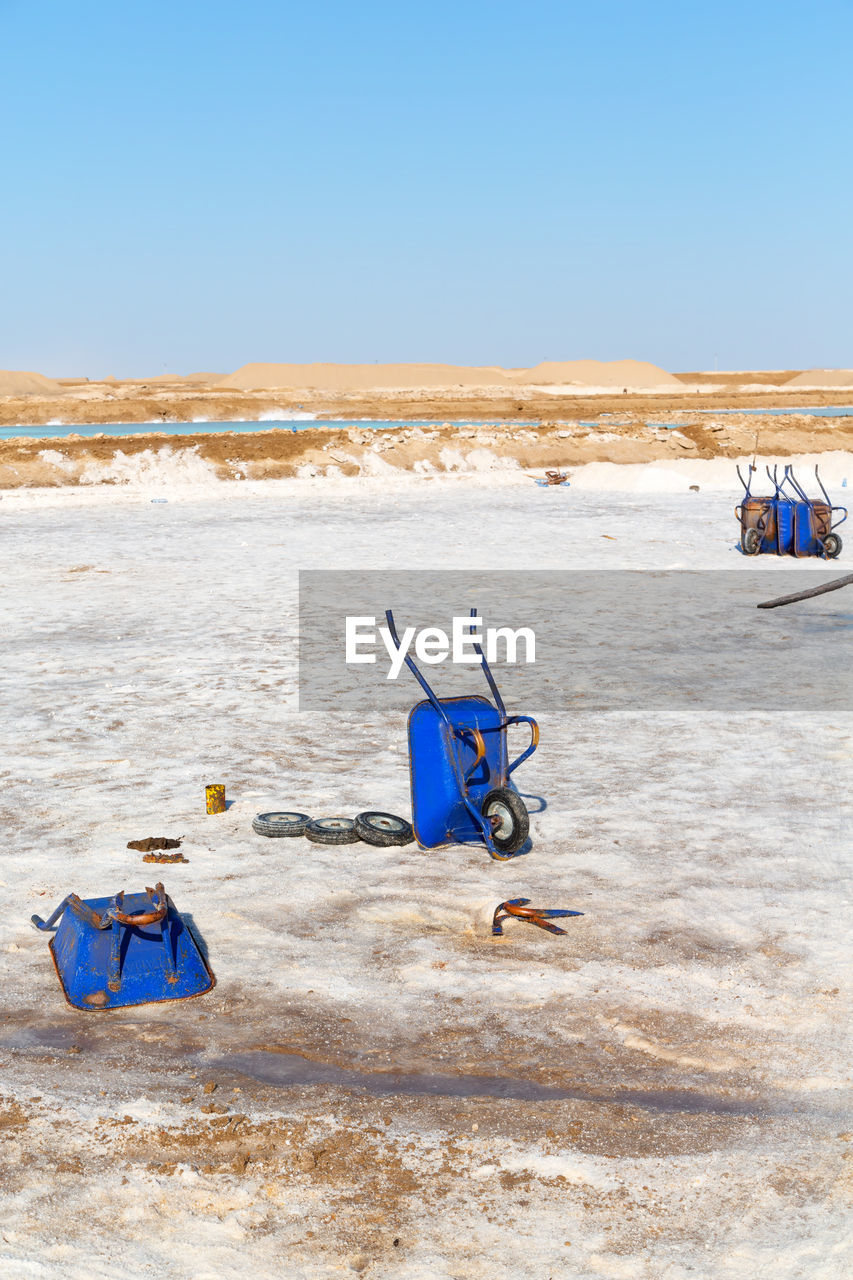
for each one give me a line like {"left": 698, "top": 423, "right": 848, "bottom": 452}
{"left": 3, "top": 406, "right": 852, "bottom": 443}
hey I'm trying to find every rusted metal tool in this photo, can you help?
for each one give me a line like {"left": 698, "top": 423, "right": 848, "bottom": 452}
{"left": 492, "top": 898, "right": 582, "bottom": 936}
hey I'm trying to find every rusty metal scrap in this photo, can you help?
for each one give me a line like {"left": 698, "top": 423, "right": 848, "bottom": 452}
{"left": 492, "top": 898, "right": 583, "bottom": 936}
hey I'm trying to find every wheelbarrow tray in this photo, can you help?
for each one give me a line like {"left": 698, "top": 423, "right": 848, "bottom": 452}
{"left": 739, "top": 496, "right": 777, "bottom": 551}
{"left": 793, "top": 500, "right": 833, "bottom": 556}
{"left": 408, "top": 695, "right": 507, "bottom": 849}
{"left": 49, "top": 891, "right": 215, "bottom": 1011}
{"left": 775, "top": 499, "right": 796, "bottom": 555}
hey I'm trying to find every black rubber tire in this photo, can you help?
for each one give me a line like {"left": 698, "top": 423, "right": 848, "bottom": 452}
{"left": 354, "top": 811, "right": 415, "bottom": 847}
{"left": 481, "top": 787, "right": 529, "bottom": 856}
{"left": 252, "top": 811, "right": 311, "bottom": 838}
{"left": 305, "top": 817, "right": 361, "bottom": 845}
{"left": 742, "top": 527, "right": 762, "bottom": 556}
{"left": 823, "top": 533, "right": 842, "bottom": 559}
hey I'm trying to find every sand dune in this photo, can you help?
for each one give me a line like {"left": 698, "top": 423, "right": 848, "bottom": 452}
{"left": 0, "top": 369, "right": 65, "bottom": 396}
{"left": 219, "top": 358, "right": 679, "bottom": 391}
{"left": 786, "top": 368, "right": 853, "bottom": 387}
{"left": 515, "top": 359, "right": 682, "bottom": 387}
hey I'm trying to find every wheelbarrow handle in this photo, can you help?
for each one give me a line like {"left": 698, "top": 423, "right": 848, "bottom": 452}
{"left": 504, "top": 715, "right": 539, "bottom": 774}
{"left": 31, "top": 893, "right": 107, "bottom": 931}
{"left": 110, "top": 883, "right": 167, "bottom": 927}
{"left": 455, "top": 725, "right": 487, "bottom": 782}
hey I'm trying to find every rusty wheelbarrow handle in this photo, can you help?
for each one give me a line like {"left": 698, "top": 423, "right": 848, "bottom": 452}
{"left": 110, "top": 883, "right": 168, "bottom": 927}
{"left": 492, "top": 898, "right": 583, "bottom": 936}
{"left": 454, "top": 725, "right": 487, "bottom": 782}
{"left": 33, "top": 884, "right": 169, "bottom": 932}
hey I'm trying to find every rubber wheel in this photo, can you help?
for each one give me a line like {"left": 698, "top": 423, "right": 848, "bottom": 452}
{"left": 823, "top": 533, "right": 842, "bottom": 559}
{"left": 742, "top": 527, "right": 762, "bottom": 556}
{"left": 481, "top": 788, "right": 529, "bottom": 856}
{"left": 252, "top": 811, "right": 311, "bottom": 838}
{"left": 305, "top": 817, "right": 361, "bottom": 845}
{"left": 354, "top": 811, "right": 415, "bottom": 847}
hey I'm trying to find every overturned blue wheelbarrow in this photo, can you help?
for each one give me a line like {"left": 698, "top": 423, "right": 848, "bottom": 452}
{"left": 385, "top": 608, "right": 539, "bottom": 860}
{"left": 736, "top": 463, "right": 845, "bottom": 558}
{"left": 31, "top": 882, "right": 214, "bottom": 1011}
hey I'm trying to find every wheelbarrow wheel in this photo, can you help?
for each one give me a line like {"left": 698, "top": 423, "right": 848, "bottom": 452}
{"left": 823, "top": 533, "right": 842, "bottom": 559}
{"left": 252, "top": 811, "right": 311, "bottom": 838}
{"left": 481, "top": 788, "right": 529, "bottom": 856}
{"left": 355, "top": 811, "right": 415, "bottom": 847}
{"left": 305, "top": 817, "right": 361, "bottom": 845}
{"left": 742, "top": 527, "right": 762, "bottom": 556}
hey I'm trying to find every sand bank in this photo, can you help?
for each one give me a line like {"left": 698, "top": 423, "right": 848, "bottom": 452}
{"left": 4, "top": 376, "right": 853, "bottom": 432}
{"left": 1, "top": 413, "right": 850, "bottom": 489}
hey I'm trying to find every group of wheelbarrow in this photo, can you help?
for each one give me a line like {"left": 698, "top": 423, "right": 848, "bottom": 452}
{"left": 29, "top": 459, "right": 850, "bottom": 1012}
{"left": 736, "top": 463, "right": 846, "bottom": 557}
{"left": 31, "top": 608, "right": 562, "bottom": 1012}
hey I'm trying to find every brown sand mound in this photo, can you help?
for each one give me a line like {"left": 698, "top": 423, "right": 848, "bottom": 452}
{"left": 786, "top": 368, "right": 853, "bottom": 388}
{"left": 516, "top": 359, "right": 681, "bottom": 387}
{"left": 673, "top": 371, "right": 801, "bottom": 386}
{"left": 0, "top": 370, "right": 64, "bottom": 396}
{"left": 219, "top": 359, "right": 678, "bottom": 391}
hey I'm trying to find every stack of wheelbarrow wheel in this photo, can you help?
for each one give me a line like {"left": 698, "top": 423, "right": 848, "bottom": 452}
{"left": 252, "top": 810, "right": 415, "bottom": 846}
{"left": 737, "top": 463, "right": 845, "bottom": 558}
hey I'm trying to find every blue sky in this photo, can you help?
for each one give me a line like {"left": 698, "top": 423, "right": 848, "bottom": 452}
{"left": 1, "top": 0, "right": 851, "bottom": 376}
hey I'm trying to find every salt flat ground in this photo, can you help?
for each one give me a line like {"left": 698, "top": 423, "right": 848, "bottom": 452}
{"left": 0, "top": 467, "right": 851, "bottom": 1280}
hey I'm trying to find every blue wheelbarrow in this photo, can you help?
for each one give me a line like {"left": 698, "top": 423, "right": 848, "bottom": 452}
{"left": 385, "top": 608, "right": 539, "bottom": 859}
{"left": 31, "top": 882, "right": 214, "bottom": 1011}
{"left": 784, "top": 465, "right": 845, "bottom": 558}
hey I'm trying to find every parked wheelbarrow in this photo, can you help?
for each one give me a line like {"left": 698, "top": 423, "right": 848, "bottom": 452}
{"left": 783, "top": 465, "right": 846, "bottom": 558}
{"left": 735, "top": 463, "right": 782, "bottom": 554}
{"left": 31, "top": 882, "right": 214, "bottom": 1011}
{"left": 736, "top": 464, "right": 845, "bottom": 558}
{"left": 385, "top": 608, "right": 539, "bottom": 859}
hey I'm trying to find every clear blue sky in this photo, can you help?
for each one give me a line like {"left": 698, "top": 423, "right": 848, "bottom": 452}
{"left": 1, "top": 0, "right": 851, "bottom": 376}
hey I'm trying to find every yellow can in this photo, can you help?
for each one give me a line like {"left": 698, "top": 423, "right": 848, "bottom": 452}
{"left": 205, "top": 784, "right": 226, "bottom": 815}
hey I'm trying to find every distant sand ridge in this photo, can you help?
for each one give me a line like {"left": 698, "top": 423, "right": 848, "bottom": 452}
{"left": 4, "top": 360, "right": 853, "bottom": 401}
{"left": 0, "top": 370, "right": 65, "bottom": 396}
{"left": 217, "top": 358, "right": 683, "bottom": 390}
{"left": 785, "top": 368, "right": 853, "bottom": 388}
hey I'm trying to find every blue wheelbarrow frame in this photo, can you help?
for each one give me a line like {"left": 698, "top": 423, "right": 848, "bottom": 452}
{"left": 385, "top": 608, "right": 539, "bottom": 860}
{"left": 782, "top": 465, "right": 847, "bottom": 558}
{"left": 31, "top": 883, "right": 214, "bottom": 1011}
